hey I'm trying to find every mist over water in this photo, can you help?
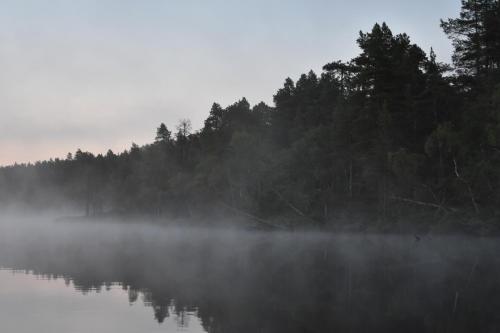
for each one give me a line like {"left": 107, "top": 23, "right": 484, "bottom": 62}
{"left": 1, "top": 0, "right": 500, "bottom": 331}
{"left": 0, "top": 213, "right": 499, "bottom": 332}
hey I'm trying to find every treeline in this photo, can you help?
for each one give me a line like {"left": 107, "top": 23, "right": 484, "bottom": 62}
{"left": 1, "top": 1, "right": 500, "bottom": 229}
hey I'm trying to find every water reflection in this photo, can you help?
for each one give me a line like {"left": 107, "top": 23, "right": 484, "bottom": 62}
{"left": 0, "top": 269, "right": 205, "bottom": 333}
{"left": 0, "top": 218, "right": 500, "bottom": 332}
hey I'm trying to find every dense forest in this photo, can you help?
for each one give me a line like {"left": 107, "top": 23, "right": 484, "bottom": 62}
{"left": 1, "top": 1, "right": 500, "bottom": 231}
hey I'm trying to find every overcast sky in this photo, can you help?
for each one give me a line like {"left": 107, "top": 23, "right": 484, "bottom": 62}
{"left": 0, "top": 0, "right": 461, "bottom": 165}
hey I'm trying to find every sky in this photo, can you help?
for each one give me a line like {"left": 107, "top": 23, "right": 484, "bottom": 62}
{"left": 0, "top": 0, "right": 461, "bottom": 165}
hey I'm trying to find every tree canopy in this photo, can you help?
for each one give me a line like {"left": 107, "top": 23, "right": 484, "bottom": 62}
{"left": 2, "top": 2, "right": 500, "bottom": 231}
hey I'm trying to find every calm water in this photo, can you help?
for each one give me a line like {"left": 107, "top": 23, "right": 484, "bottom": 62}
{"left": 1, "top": 216, "right": 500, "bottom": 332}
{"left": 0, "top": 269, "right": 205, "bottom": 333}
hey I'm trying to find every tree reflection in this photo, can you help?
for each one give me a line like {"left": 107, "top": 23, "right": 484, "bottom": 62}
{"left": 1, "top": 224, "right": 499, "bottom": 333}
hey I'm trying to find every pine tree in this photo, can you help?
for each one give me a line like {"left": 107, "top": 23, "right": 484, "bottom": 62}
{"left": 441, "top": 0, "right": 500, "bottom": 76}
{"left": 155, "top": 123, "right": 172, "bottom": 143}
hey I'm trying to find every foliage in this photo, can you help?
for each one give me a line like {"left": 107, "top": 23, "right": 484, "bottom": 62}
{"left": 2, "top": 2, "right": 500, "bottom": 229}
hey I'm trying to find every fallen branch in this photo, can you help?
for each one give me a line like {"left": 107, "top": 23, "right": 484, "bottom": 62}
{"left": 453, "top": 158, "right": 479, "bottom": 214}
{"left": 390, "top": 195, "right": 458, "bottom": 213}
{"left": 271, "top": 188, "right": 318, "bottom": 224}
{"left": 272, "top": 189, "right": 307, "bottom": 217}
{"left": 219, "top": 201, "right": 287, "bottom": 230}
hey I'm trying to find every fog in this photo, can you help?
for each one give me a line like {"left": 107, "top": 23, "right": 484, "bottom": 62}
{"left": 0, "top": 212, "right": 499, "bottom": 332}
{"left": 1, "top": 0, "right": 500, "bottom": 331}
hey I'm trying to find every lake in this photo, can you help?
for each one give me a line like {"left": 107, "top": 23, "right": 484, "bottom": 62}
{"left": 0, "top": 215, "right": 499, "bottom": 332}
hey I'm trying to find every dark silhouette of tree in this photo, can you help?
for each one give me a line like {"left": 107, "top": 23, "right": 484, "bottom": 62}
{"left": 155, "top": 123, "right": 172, "bottom": 143}
{"left": 441, "top": 0, "right": 500, "bottom": 77}
{"left": 2, "top": 5, "right": 500, "bottom": 231}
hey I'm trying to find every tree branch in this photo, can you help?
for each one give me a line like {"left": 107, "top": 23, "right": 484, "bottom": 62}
{"left": 390, "top": 195, "right": 458, "bottom": 213}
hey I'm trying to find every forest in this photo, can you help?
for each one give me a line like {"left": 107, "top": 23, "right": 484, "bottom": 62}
{"left": 1, "top": 0, "right": 500, "bottom": 232}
